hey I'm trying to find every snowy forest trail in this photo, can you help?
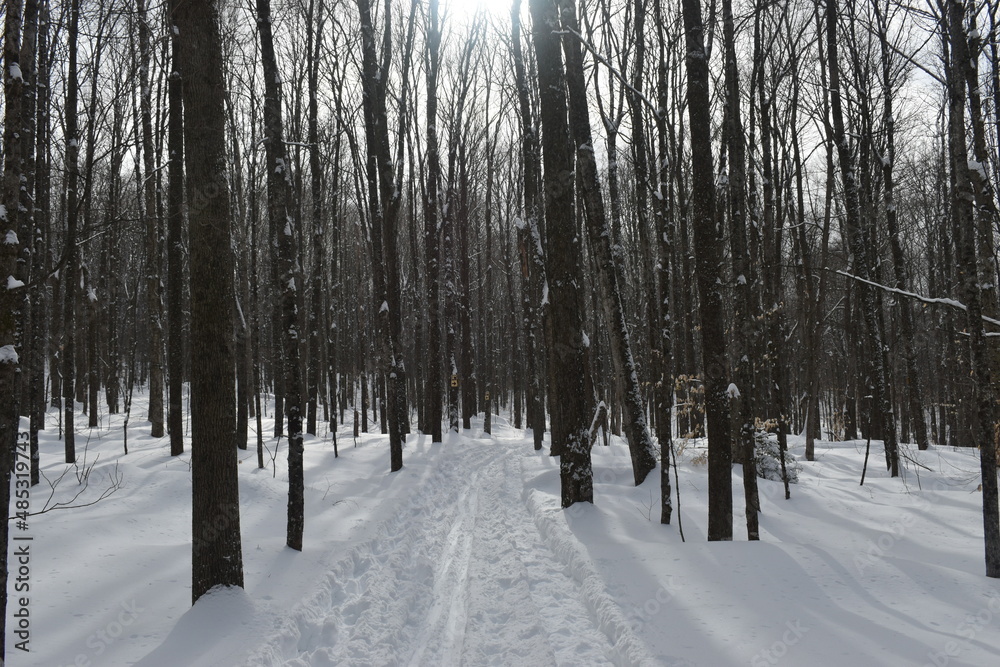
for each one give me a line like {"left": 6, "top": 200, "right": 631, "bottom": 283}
{"left": 29, "top": 400, "right": 1000, "bottom": 667}
{"left": 250, "top": 437, "right": 639, "bottom": 666}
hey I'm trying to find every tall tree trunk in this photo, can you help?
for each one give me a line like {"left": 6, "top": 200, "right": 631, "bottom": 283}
{"left": 755, "top": 18, "right": 791, "bottom": 498}
{"left": 512, "top": 0, "right": 546, "bottom": 450}
{"left": 627, "top": 0, "right": 658, "bottom": 431}
{"left": 167, "top": 15, "right": 185, "bottom": 456}
{"left": 529, "top": 0, "right": 592, "bottom": 506}
{"left": 306, "top": 0, "right": 326, "bottom": 438}
{"left": 171, "top": 0, "right": 245, "bottom": 603}
{"left": 257, "top": 0, "right": 305, "bottom": 550}
{"left": 458, "top": 144, "right": 476, "bottom": 430}
{"left": 682, "top": 0, "right": 732, "bottom": 540}
{"left": 356, "top": 0, "right": 407, "bottom": 470}
{"left": 723, "top": 0, "right": 759, "bottom": 539}
{"left": 825, "top": 0, "right": 898, "bottom": 476}
{"left": 2, "top": 4, "right": 26, "bottom": 661}
{"left": 653, "top": 0, "right": 676, "bottom": 524}
{"left": 873, "top": 0, "right": 927, "bottom": 451}
{"left": 25, "top": 0, "right": 44, "bottom": 488}
{"left": 947, "top": 0, "right": 1000, "bottom": 578}
{"left": 63, "top": 0, "right": 80, "bottom": 464}
{"left": 139, "top": 0, "right": 165, "bottom": 438}
{"left": 424, "top": 0, "right": 443, "bottom": 443}
{"left": 559, "top": 0, "right": 657, "bottom": 486}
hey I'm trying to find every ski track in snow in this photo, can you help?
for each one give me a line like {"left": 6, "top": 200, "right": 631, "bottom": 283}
{"left": 248, "top": 440, "right": 637, "bottom": 666}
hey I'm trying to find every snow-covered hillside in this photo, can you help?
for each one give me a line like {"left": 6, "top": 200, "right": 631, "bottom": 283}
{"left": 18, "top": 393, "right": 1000, "bottom": 666}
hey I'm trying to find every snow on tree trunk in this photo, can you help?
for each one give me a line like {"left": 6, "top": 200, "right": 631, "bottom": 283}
{"left": 2, "top": 3, "right": 26, "bottom": 659}
{"left": 257, "top": 0, "right": 305, "bottom": 550}
{"left": 558, "top": 0, "right": 657, "bottom": 487}
{"left": 946, "top": 0, "right": 1000, "bottom": 579}
{"left": 529, "top": 0, "right": 593, "bottom": 507}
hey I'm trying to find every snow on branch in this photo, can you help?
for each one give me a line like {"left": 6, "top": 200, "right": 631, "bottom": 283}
{"left": 835, "top": 270, "right": 1000, "bottom": 329}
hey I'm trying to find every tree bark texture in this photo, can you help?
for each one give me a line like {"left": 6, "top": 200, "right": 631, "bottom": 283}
{"left": 559, "top": 0, "right": 657, "bottom": 487}
{"left": 682, "top": 0, "right": 732, "bottom": 540}
{"left": 529, "top": 0, "right": 593, "bottom": 507}
{"left": 171, "top": 0, "right": 246, "bottom": 603}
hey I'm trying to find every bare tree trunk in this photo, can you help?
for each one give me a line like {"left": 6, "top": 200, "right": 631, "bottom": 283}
{"left": 529, "top": 0, "right": 592, "bottom": 506}
{"left": 356, "top": 0, "right": 408, "bottom": 470}
{"left": 167, "top": 14, "right": 184, "bottom": 456}
{"left": 723, "top": 0, "right": 759, "bottom": 539}
{"left": 652, "top": 0, "right": 675, "bottom": 524}
{"left": 171, "top": 0, "right": 245, "bottom": 603}
{"left": 257, "top": 0, "right": 305, "bottom": 550}
{"left": 139, "top": 0, "right": 165, "bottom": 439}
{"left": 825, "top": 0, "right": 898, "bottom": 476}
{"left": 458, "top": 144, "right": 476, "bottom": 430}
{"left": 754, "top": 13, "right": 791, "bottom": 498}
{"left": 682, "top": 0, "right": 732, "bottom": 540}
{"left": 423, "top": 0, "right": 444, "bottom": 443}
{"left": 559, "top": 0, "right": 656, "bottom": 486}
{"left": 512, "top": 0, "right": 546, "bottom": 450}
{"left": 2, "top": 4, "right": 27, "bottom": 660}
{"left": 63, "top": 0, "right": 80, "bottom": 464}
{"left": 946, "top": 0, "right": 1000, "bottom": 578}
{"left": 873, "top": 0, "right": 927, "bottom": 451}
{"left": 306, "top": 0, "right": 326, "bottom": 439}
{"left": 25, "top": 0, "right": 44, "bottom": 489}
{"left": 626, "top": 0, "right": 658, "bottom": 437}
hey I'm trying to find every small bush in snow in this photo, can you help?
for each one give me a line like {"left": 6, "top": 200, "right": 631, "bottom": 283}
{"left": 754, "top": 423, "right": 800, "bottom": 484}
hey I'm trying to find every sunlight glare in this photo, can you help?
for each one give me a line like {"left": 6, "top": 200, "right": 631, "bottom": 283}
{"left": 442, "top": 0, "right": 515, "bottom": 22}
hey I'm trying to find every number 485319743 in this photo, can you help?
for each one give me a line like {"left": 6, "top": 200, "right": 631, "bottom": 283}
{"left": 14, "top": 431, "right": 31, "bottom": 525}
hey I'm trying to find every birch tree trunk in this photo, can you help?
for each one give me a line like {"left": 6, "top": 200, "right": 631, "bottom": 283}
{"left": 653, "top": 0, "right": 675, "bottom": 524}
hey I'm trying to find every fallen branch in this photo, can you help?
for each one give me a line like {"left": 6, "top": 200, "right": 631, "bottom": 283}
{"left": 11, "top": 461, "right": 124, "bottom": 519}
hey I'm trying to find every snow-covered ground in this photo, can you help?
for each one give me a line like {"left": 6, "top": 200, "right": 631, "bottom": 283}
{"left": 15, "top": 392, "right": 1000, "bottom": 666}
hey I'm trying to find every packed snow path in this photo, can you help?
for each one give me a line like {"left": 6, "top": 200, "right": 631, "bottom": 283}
{"left": 250, "top": 439, "right": 651, "bottom": 666}
{"left": 29, "top": 399, "right": 1000, "bottom": 666}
